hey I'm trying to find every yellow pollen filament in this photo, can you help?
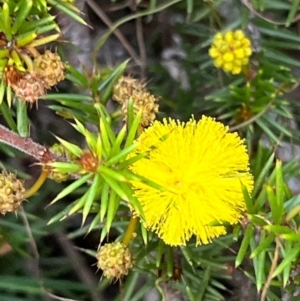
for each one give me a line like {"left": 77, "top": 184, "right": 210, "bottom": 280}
{"left": 129, "top": 116, "right": 253, "bottom": 246}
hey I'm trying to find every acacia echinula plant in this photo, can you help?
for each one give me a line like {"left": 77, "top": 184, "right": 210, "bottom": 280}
{"left": 1, "top": 1, "right": 300, "bottom": 301}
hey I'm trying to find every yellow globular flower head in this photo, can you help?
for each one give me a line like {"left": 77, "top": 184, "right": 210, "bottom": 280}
{"left": 129, "top": 116, "right": 253, "bottom": 246}
{"left": 209, "top": 30, "right": 252, "bottom": 74}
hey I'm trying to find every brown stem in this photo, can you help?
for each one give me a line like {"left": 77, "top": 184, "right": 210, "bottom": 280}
{"left": 260, "top": 237, "right": 280, "bottom": 301}
{"left": 0, "top": 124, "right": 61, "bottom": 163}
{"left": 0, "top": 124, "right": 47, "bottom": 161}
{"left": 0, "top": 124, "right": 82, "bottom": 181}
{"left": 136, "top": 17, "right": 147, "bottom": 77}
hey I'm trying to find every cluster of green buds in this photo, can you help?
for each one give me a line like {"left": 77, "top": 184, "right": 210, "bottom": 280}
{"left": 113, "top": 76, "right": 159, "bottom": 127}
{"left": 0, "top": 0, "right": 87, "bottom": 105}
{"left": 0, "top": 172, "right": 25, "bottom": 215}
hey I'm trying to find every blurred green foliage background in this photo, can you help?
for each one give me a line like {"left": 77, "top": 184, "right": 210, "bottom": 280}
{"left": 1, "top": 0, "right": 300, "bottom": 301}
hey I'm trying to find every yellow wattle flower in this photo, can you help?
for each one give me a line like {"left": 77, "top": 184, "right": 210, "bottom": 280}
{"left": 129, "top": 116, "right": 253, "bottom": 246}
{"left": 209, "top": 30, "right": 252, "bottom": 74}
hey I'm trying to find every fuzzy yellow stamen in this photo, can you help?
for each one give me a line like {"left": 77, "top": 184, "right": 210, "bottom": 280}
{"left": 129, "top": 116, "right": 253, "bottom": 246}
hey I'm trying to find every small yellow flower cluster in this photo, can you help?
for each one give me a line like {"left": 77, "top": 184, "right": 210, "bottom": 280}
{"left": 209, "top": 30, "right": 252, "bottom": 74}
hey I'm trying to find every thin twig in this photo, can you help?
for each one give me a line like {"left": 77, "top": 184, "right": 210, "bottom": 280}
{"left": 136, "top": 17, "right": 147, "bottom": 77}
{"left": 260, "top": 237, "right": 281, "bottom": 301}
{"left": 55, "top": 231, "right": 103, "bottom": 301}
{"left": 20, "top": 207, "right": 83, "bottom": 301}
{"left": 91, "top": 0, "right": 181, "bottom": 61}
{"left": 102, "top": 0, "right": 137, "bottom": 12}
{"left": 20, "top": 207, "right": 52, "bottom": 301}
{"left": 86, "top": 0, "right": 142, "bottom": 66}
{"left": 42, "top": 292, "right": 81, "bottom": 301}
{"left": 20, "top": 206, "right": 40, "bottom": 266}
{"left": 229, "top": 101, "right": 273, "bottom": 132}
{"left": 241, "top": 0, "right": 300, "bottom": 25}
